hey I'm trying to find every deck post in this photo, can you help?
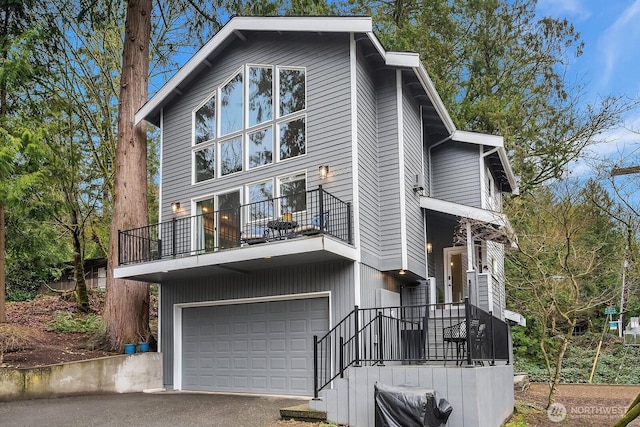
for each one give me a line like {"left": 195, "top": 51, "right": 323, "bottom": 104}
{"left": 465, "top": 298, "right": 473, "bottom": 367}
{"left": 313, "top": 335, "right": 319, "bottom": 399}
{"left": 377, "top": 311, "right": 385, "bottom": 366}
{"left": 318, "top": 185, "right": 324, "bottom": 231}
{"left": 339, "top": 336, "right": 345, "bottom": 378}
{"left": 172, "top": 218, "right": 177, "bottom": 257}
{"left": 490, "top": 311, "right": 496, "bottom": 366}
{"left": 354, "top": 305, "right": 360, "bottom": 366}
{"left": 117, "top": 230, "right": 122, "bottom": 265}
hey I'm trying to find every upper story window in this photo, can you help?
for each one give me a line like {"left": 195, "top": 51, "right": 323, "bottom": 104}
{"left": 193, "top": 65, "right": 307, "bottom": 184}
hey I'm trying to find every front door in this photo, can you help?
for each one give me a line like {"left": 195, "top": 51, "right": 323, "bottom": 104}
{"left": 444, "top": 247, "right": 467, "bottom": 303}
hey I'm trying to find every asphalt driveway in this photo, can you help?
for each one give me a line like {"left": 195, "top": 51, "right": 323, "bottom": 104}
{"left": 0, "top": 392, "right": 308, "bottom": 427}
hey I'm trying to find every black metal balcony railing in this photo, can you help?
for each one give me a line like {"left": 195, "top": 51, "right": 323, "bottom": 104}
{"left": 313, "top": 298, "right": 510, "bottom": 398}
{"left": 118, "top": 186, "right": 352, "bottom": 265}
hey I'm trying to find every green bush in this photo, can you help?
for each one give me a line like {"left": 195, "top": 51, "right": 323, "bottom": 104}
{"left": 6, "top": 289, "right": 36, "bottom": 302}
{"left": 49, "top": 312, "right": 104, "bottom": 334}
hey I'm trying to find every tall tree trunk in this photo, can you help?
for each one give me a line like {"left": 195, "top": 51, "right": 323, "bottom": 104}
{"left": 105, "top": 0, "right": 151, "bottom": 350}
{"left": 0, "top": 202, "right": 5, "bottom": 323}
{"left": 71, "top": 208, "right": 89, "bottom": 312}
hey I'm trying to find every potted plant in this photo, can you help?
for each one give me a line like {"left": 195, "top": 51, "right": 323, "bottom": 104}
{"left": 137, "top": 331, "right": 152, "bottom": 353}
{"left": 124, "top": 343, "right": 136, "bottom": 354}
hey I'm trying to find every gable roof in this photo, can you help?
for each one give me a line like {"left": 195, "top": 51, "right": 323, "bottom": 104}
{"left": 135, "top": 16, "right": 454, "bottom": 132}
{"left": 137, "top": 15, "right": 517, "bottom": 194}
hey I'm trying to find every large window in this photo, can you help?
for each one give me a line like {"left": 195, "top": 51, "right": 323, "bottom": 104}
{"left": 246, "top": 180, "right": 274, "bottom": 221}
{"left": 192, "top": 64, "right": 307, "bottom": 184}
{"left": 279, "top": 172, "right": 307, "bottom": 214}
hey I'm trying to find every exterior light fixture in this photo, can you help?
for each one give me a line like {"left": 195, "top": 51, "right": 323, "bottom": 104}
{"left": 426, "top": 242, "right": 433, "bottom": 254}
{"left": 171, "top": 202, "right": 180, "bottom": 213}
{"left": 319, "top": 165, "right": 329, "bottom": 179}
{"left": 399, "top": 269, "right": 406, "bottom": 275}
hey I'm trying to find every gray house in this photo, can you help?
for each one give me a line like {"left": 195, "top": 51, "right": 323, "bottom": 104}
{"left": 115, "top": 16, "right": 519, "bottom": 426}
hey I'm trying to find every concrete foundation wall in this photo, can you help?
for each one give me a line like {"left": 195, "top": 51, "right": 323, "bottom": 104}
{"left": 312, "top": 364, "right": 514, "bottom": 427}
{"left": 0, "top": 353, "right": 162, "bottom": 401}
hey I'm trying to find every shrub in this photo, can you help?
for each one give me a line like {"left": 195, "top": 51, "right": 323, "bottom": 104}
{"left": 6, "top": 289, "right": 36, "bottom": 302}
{"left": 49, "top": 312, "right": 104, "bottom": 334}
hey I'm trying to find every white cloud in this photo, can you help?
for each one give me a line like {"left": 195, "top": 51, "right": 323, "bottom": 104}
{"left": 596, "top": 0, "right": 640, "bottom": 88}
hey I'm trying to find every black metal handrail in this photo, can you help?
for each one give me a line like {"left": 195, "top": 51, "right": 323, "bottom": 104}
{"left": 313, "top": 298, "right": 510, "bottom": 398}
{"left": 118, "top": 186, "right": 352, "bottom": 265}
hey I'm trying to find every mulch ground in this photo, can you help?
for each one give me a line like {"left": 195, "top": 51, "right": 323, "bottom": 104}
{"left": 514, "top": 383, "right": 640, "bottom": 426}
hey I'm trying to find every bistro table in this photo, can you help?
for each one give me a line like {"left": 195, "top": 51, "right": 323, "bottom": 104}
{"left": 267, "top": 219, "right": 298, "bottom": 239}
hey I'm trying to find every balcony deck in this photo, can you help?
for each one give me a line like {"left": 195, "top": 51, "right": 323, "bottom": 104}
{"left": 115, "top": 187, "right": 354, "bottom": 282}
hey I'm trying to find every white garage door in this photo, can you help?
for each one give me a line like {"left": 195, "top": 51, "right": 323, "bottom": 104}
{"left": 182, "top": 297, "right": 329, "bottom": 395}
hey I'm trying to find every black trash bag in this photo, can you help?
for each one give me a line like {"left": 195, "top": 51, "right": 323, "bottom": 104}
{"left": 374, "top": 383, "right": 453, "bottom": 427}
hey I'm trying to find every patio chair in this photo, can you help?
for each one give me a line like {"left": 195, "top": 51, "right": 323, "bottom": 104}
{"left": 240, "top": 227, "right": 271, "bottom": 245}
{"left": 443, "top": 320, "right": 466, "bottom": 366}
{"left": 294, "top": 211, "right": 329, "bottom": 236}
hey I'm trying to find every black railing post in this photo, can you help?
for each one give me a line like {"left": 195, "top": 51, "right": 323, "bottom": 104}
{"left": 236, "top": 206, "right": 242, "bottom": 247}
{"left": 158, "top": 238, "right": 163, "bottom": 259}
{"left": 354, "top": 305, "right": 361, "bottom": 367}
{"left": 313, "top": 335, "right": 319, "bottom": 399}
{"left": 318, "top": 185, "right": 324, "bottom": 231}
{"left": 465, "top": 297, "right": 473, "bottom": 367}
{"left": 172, "top": 218, "right": 177, "bottom": 257}
{"left": 490, "top": 311, "right": 496, "bottom": 366}
{"left": 377, "top": 311, "right": 385, "bottom": 366}
{"left": 118, "top": 230, "right": 122, "bottom": 265}
{"left": 339, "top": 336, "right": 345, "bottom": 378}
{"left": 347, "top": 202, "right": 352, "bottom": 244}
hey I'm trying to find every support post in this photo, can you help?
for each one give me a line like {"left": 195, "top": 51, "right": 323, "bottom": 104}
{"left": 490, "top": 310, "right": 496, "bottom": 366}
{"left": 172, "top": 218, "right": 177, "bottom": 257}
{"left": 339, "top": 336, "right": 345, "bottom": 378}
{"left": 318, "top": 185, "right": 325, "bottom": 231}
{"left": 313, "top": 335, "right": 319, "bottom": 399}
{"left": 347, "top": 202, "right": 352, "bottom": 244}
{"left": 377, "top": 311, "right": 385, "bottom": 366}
{"left": 117, "top": 230, "right": 122, "bottom": 265}
{"left": 354, "top": 305, "right": 360, "bottom": 366}
{"left": 465, "top": 298, "right": 473, "bottom": 367}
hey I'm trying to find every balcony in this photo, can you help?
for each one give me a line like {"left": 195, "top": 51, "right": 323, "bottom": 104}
{"left": 116, "top": 186, "right": 353, "bottom": 278}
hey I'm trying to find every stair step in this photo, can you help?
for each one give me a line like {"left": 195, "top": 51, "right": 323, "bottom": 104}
{"left": 280, "top": 404, "right": 327, "bottom": 422}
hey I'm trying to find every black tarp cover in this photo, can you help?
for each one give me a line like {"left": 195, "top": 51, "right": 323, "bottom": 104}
{"left": 374, "top": 383, "right": 453, "bottom": 427}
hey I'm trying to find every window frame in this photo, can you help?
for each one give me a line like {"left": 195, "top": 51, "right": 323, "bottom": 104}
{"left": 276, "top": 170, "right": 308, "bottom": 215}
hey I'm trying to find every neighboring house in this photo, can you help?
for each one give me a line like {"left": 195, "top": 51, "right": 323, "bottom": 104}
{"left": 115, "top": 16, "right": 519, "bottom": 426}
{"left": 47, "top": 257, "right": 107, "bottom": 292}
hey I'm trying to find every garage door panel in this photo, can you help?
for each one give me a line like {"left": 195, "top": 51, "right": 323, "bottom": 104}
{"left": 182, "top": 297, "right": 328, "bottom": 395}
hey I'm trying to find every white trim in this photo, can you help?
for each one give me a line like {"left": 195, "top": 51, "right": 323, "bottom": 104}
{"left": 350, "top": 33, "right": 361, "bottom": 306}
{"left": 157, "top": 285, "right": 162, "bottom": 353}
{"left": 479, "top": 145, "right": 487, "bottom": 210}
{"left": 413, "top": 64, "right": 456, "bottom": 134}
{"left": 452, "top": 130, "right": 504, "bottom": 147}
{"left": 158, "top": 108, "right": 164, "bottom": 227}
{"left": 136, "top": 16, "right": 372, "bottom": 124}
{"left": 385, "top": 51, "right": 420, "bottom": 68}
{"left": 420, "top": 196, "right": 508, "bottom": 227}
{"left": 396, "top": 70, "right": 408, "bottom": 271}
{"left": 505, "top": 309, "right": 526, "bottom": 327}
{"left": 172, "top": 291, "right": 331, "bottom": 391}
{"left": 443, "top": 247, "right": 466, "bottom": 303}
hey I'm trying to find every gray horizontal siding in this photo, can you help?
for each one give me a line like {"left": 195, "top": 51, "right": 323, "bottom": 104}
{"left": 376, "top": 71, "right": 402, "bottom": 265}
{"left": 430, "top": 142, "right": 481, "bottom": 208}
{"left": 160, "top": 259, "right": 356, "bottom": 388}
{"left": 160, "top": 32, "right": 353, "bottom": 221}
{"left": 359, "top": 263, "right": 401, "bottom": 309}
{"left": 402, "top": 83, "right": 427, "bottom": 278}
{"left": 487, "top": 240, "right": 505, "bottom": 319}
{"left": 356, "top": 46, "right": 381, "bottom": 267}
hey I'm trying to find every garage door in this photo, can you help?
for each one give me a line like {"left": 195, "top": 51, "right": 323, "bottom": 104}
{"left": 182, "top": 297, "right": 329, "bottom": 395}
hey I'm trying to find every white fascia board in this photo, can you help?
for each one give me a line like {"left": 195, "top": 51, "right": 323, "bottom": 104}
{"left": 498, "top": 146, "right": 519, "bottom": 195}
{"left": 505, "top": 309, "right": 527, "bottom": 327}
{"left": 420, "top": 196, "right": 508, "bottom": 227}
{"left": 413, "top": 63, "right": 456, "bottom": 134}
{"left": 385, "top": 51, "right": 420, "bottom": 68}
{"left": 136, "top": 16, "right": 374, "bottom": 124}
{"left": 452, "top": 130, "right": 504, "bottom": 148}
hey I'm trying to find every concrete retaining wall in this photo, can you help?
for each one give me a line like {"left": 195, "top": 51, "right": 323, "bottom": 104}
{"left": 0, "top": 353, "right": 162, "bottom": 401}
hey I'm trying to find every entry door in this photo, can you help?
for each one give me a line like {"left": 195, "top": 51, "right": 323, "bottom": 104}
{"left": 444, "top": 247, "right": 467, "bottom": 303}
{"left": 194, "top": 190, "right": 240, "bottom": 252}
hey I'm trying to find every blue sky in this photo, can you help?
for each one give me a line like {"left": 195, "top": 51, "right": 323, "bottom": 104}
{"left": 535, "top": 0, "right": 640, "bottom": 169}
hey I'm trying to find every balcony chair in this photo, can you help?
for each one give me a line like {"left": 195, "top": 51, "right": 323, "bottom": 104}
{"left": 294, "top": 211, "right": 329, "bottom": 236}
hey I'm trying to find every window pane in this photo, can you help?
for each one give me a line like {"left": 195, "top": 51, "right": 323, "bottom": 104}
{"left": 279, "top": 117, "right": 305, "bottom": 160}
{"left": 195, "top": 95, "right": 215, "bottom": 144}
{"left": 220, "top": 72, "right": 243, "bottom": 136}
{"left": 280, "top": 173, "right": 306, "bottom": 213}
{"left": 248, "top": 127, "right": 273, "bottom": 169}
{"left": 195, "top": 146, "right": 215, "bottom": 182}
{"left": 249, "top": 67, "right": 273, "bottom": 126}
{"left": 279, "top": 68, "right": 305, "bottom": 116}
{"left": 196, "top": 198, "right": 215, "bottom": 252}
{"left": 247, "top": 181, "right": 273, "bottom": 220}
{"left": 218, "top": 191, "right": 240, "bottom": 249}
{"left": 220, "top": 136, "right": 242, "bottom": 176}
